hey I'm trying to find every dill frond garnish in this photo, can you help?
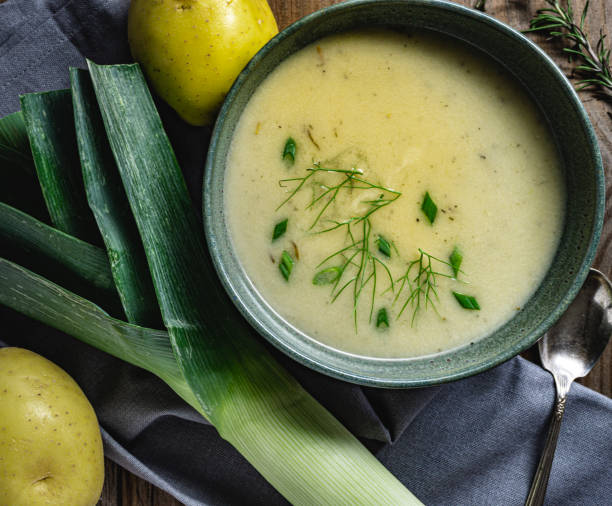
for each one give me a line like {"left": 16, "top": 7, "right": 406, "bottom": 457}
{"left": 278, "top": 163, "right": 400, "bottom": 327}
{"left": 394, "top": 248, "right": 455, "bottom": 325}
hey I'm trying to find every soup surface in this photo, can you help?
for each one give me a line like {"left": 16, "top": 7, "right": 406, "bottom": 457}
{"left": 224, "top": 30, "right": 565, "bottom": 358}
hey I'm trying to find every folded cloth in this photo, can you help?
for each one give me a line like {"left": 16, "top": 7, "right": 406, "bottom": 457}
{"left": 1, "top": 1, "right": 610, "bottom": 505}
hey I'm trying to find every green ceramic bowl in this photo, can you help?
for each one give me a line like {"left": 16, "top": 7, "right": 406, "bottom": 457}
{"left": 203, "top": 0, "right": 604, "bottom": 387}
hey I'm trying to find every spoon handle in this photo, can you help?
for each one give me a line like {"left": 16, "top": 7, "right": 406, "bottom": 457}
{"left": 524, "top": 393, "right": 567, "bottom": 506}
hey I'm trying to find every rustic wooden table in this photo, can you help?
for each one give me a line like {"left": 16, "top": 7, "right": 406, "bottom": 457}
{"left": 99, "top": 0, "right": 611, "bottom": 504}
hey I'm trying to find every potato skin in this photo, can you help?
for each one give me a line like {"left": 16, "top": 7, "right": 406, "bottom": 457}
{"left": 0, "top": 347, "right": 104, "bottom": 506}
{"left": 128, "top": 0, "right": 278, "bottom": 126}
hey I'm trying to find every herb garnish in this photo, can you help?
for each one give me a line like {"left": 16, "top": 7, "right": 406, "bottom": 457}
{"left": 474, "top": 0, "right": 487, "bottom": 12}
{"left": 283, "top": 137, "right": 297, "bottom": 164}
{"left": 279, "top": 250, "right": 294, "bottom": 281}
{"left": 449, "top": 246, "right": 463, "bottom": 278}
{"left": 421, "top": 191, "right": 437, "bottom": 224}
{"left": 277, "top": 163, "right": 401, "bottom": 230}
{"left": 526, "top": 0, "right": 612, "bottom": 94}
{"left": 453, "top": 291, "right": 480, "bottom": 310}
{"left": 376, "top": 308, "right": 390, "bottom": 328}
{"left": 395, "top": 248, "right": 455, "bottom": 324}
{"left": 278, "top": 163, "right": 400, "bottom": 327}
{"left": 272, "top": 218, "right": 288, "bottom": 241}
{"left": 277, "top": 164, "right": 479, "bottom": 327}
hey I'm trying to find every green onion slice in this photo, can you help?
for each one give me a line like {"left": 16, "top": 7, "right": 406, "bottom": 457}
{"left": 279, "top": 250, "right": 294, "bottom": 281}
{"left": 449, "top": 246, "right": 462, "bottom": 278}
{"left": 272, "top": 218, "right": 288, "bottom": 241}
{"left": 283, "top": 137, "right": 296, "bottom": 164}
{"left": 313, "top": 266, "right": 341, "bottom": 285}
{"left": 453, "top": 291, "right": 480, "bottom": 310}
{"left": 376, "top": 236, "right": 392, "bottom": 257}
{"left": 376, "top": 308, "right": 390, "bottom": 328}
{"left": 421, "top": 191, "right": 437, "bottom": 224}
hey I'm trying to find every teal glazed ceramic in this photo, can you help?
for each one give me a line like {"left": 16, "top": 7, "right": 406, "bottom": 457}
{"left": 203, "top": 0, "right": 604, "bottom": 387}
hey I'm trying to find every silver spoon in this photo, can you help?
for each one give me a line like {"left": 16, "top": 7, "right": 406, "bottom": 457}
{"left": 525, "top": 268, "right": 612, "bottom": 506}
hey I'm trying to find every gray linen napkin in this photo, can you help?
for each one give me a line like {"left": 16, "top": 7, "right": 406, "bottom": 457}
{"left": 1, "top": 1, "right": 610, "bottom": 505}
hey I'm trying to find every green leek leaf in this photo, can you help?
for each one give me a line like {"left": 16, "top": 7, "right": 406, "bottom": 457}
{"left": 87, "top": 61, "right": 420, "bottom": 505}
{"left": 20, "top": 90, "right": 100, "bottom": 244}
{"left": 0, "top": 258, "right": 200, "bottom": 414}
{"left": 0, "top": 202, "right": 114, "bottom": 293}
{"left": 0, "top": 112, "right": 48, "bottom": 221}
{"left": 0, "top": 111, "right": 34, "bottom": 174}
{"left": 70, "top": 68, "right": 160, "bottom": 327}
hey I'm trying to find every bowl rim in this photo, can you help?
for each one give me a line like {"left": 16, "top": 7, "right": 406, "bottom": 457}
{"left": 203, "top": 0, "right": 605, "bottom": 388}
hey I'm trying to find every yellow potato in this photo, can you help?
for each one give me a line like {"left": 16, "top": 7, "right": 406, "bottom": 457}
{"left": 0, "top": 348, "right": 104, "bottom": 506}
{"left": 128, "top": 0, "right": 278, "bottom": 126}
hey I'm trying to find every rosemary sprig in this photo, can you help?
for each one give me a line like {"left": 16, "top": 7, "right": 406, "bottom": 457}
{"left": 474, "top": 0, "right": 487, "bottom": 13}
{"left": 394, "top": 248, "right": 455, "bottom": 325}
{"left": 526, "top": 0, "right": 612, "bottom": 94}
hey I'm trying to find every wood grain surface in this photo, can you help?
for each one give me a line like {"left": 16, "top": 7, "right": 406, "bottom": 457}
{"left": 99, "top": 1, "right": 611, "bottom": 504}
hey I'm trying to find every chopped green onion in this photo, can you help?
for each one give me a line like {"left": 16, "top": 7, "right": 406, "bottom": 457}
{"left": 272, "top": 218, "right": 288, "bottom": 241}
{"left": 376, "top": 235, "right": 392, "bottom": 257}
{"left": 313, "top": 266, "right": 341, "bottom": 285}
{"left": 421, "top": 191, "right": 437, "bottom": 224}
{"left": 279, "top": 250, "right": 294, "bottom": 281}
{"left": 449, "top": 246, "right": 463, "bottom": 278}
{"left": 283, "top": 137, "right": 296, "bottom": 164}
{"left": 376, "top": 308, "right": 389, "bottom": 328}
{"left": 453, "top": 291, "right": 480, "bottom": 310}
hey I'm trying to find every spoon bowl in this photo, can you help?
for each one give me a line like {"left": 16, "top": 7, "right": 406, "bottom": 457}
{"left": 539, "top": 268, "right": 612, "bottom": 382}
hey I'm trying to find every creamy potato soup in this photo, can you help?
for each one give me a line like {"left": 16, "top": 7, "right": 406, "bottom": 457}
{"left": 224, "top": 30, "right": 565, "bottom": 358}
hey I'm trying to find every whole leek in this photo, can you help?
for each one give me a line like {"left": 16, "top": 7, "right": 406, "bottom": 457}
{"left": 0, "top": 61, "right": 423, "bottom": 505}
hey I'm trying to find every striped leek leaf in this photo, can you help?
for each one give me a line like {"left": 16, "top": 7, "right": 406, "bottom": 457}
{"left": 0, "top": 201, "right": 114, "bottom": 293}
{"left": 0, "top": 110, "right": 33, "bottom": 174}
{"left": 0, "top": 258, "right": 199, "bottom": 414}
{"left": 70, "top": 68, "right": 160, "bottom": 327}
{"left": 20, "top": 90, "right": 100, "bottom": 244}
{"left": 0, "top": 111, "right": 47, "bottom": 221}
{"left": 87, "top": 61, "right": 421, "bottom": 505}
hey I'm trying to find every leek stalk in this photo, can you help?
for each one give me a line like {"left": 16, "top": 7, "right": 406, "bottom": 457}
{"left": 87, "top": 61, "right": 420, "bottom": 505}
